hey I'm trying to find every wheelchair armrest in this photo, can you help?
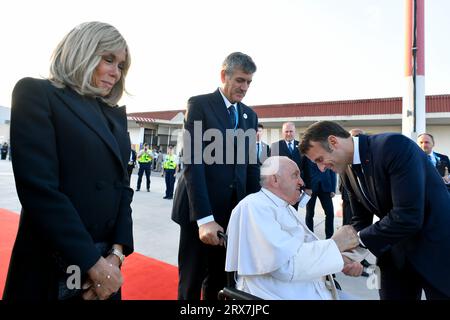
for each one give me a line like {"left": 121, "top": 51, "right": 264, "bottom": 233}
{"left": 218, "top": 287, "right": 263, "bottom": 300}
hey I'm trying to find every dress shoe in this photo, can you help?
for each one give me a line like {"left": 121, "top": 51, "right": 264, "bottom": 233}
{"left": 163, "top": 196, "right": 168, "bottom": 199}
{"left": 147, "top": 189, "right": 150, "bottom": 192}
{"left": 136, "top": 189, "right": 140, "bottom": 192}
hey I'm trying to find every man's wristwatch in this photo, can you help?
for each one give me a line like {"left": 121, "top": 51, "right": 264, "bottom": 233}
{"left": 109, "top": 248, "right": 125, "bottom": 267}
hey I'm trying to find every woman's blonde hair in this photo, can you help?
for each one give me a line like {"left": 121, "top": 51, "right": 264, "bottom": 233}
{"left": 49, "top": 21, "right": 131, "bottom": 106}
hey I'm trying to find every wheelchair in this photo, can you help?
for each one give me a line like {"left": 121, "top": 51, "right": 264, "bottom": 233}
{"left": 216, "top": 231, "right": 343, "bottom": 299}
{"left": 217, "top": 231, "right": 262, "bottom": 300}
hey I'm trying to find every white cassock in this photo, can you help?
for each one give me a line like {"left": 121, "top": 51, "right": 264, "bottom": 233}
{"left": 225, "top": 188, "right": 344, "bottom": 300}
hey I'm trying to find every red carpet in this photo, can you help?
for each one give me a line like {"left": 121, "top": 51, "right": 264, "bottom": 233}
{"left": 0, "top": 208, "right": 178, "bottom": 300}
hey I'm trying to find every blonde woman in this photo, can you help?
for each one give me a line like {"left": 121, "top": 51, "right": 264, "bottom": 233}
{"left": 4, "top": 22, "right": 134, "bottom": 301}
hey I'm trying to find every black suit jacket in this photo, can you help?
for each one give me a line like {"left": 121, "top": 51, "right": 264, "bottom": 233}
{"left": 4, "top": 78, "right": 134, "bottom": 300}
{"left": 128, "top": 149, "right": 137, "bottom": 168}
{"left": 171, "top": 89, "right": 260, "bottom": 227}
{"left": 301, "top": 157, "right": 337, "bottom": 193}
{"left": 270, "top": 139, "right": 302, "bottom": 170}
{"left": 434, "top": 152, "right": 450, "bottom": 191}
{"left": 341, "top": 134, "right": 450, "bottom": 296}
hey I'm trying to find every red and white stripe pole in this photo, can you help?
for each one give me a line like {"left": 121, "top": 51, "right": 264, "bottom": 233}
{"left": 402, "top": 0, "right": 425, "bottom": 139}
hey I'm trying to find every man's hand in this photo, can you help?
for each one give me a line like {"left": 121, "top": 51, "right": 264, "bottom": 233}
{"left": 331, "top": 225, "right": 359, "bottom": 252}
{"left": 82, "top": 256, "right": 123, "bottom": 300}
{"left": 342, "top": 255, "right": 364, "bottom": 277}
{"left": 330, "top": 192, "right": 335, "bottom": 198}
{"left": 198, "top": 221, "right": 224, "bottom": 246}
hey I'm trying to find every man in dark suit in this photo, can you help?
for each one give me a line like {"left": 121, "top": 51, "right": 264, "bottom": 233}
{"left": 271, "top": 122, "right": 302, "bottom": 169}
{"left": 300, "top": 121, "right": 450, "bottom": 300}
{"left": 417, "top": 133, "right": 450, "bottom": 192}
{"left": 301, "top": 157, "right": 337, "bottom": 239}
{"left": 271, "top": 122, "right": 303, "bottom": 208}
{"left": 340, "top": 128, "right": 366, "bottom": 226}
{"left": 256, "top": 123, "right": 270, "bottom": 165}
{"left": 171, "top": 52, "right": 260, "bottom": 300}
{"left": 127, "top": 148, "right": 137, "bottom": 184}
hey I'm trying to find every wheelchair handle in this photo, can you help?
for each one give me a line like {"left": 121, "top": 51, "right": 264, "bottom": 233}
{"left": 217, "top": 231, "right": 227, "bottom": 243}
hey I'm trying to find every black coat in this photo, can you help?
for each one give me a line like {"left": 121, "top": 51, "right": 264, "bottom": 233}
{"left": 342, "top": 134, "right": 450, "bottom": 296}
{"left": 171, "top": 89, "right": 260, "bottom": 227}
{"left": 3, "top": 78, "right": 134, "bottom": 300}
{"left": 270, "top": 139, "right": 303, "bottom": 170}
{"left": 301, "top": 157, "right": 337, "bottom": 193}
{"left": 128, "top": 149, "right": 137, "bottom": 168}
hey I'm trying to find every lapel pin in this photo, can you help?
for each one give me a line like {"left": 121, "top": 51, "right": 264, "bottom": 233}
{"left": 243, "top": 113, "right": 248, "bottom": 119}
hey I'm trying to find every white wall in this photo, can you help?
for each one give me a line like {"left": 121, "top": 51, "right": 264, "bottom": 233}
{"left": 0, "top": 124, "right": 9, "bottom": 143}
{"left": 128, "top": 127, "right": 144, "bottom": 150}
{"left": 427, "top": 125, "right": 450, "bottom": 156}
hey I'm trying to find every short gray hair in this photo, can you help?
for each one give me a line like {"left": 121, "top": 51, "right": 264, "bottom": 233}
{"left": 49, "top": 21, "right": 131, "bottom": 106}
{"left": 222, "top": 52, "right": 257, "bottom": 77}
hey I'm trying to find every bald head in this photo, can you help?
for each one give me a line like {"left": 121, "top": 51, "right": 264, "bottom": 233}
{"left": 282, "top": 122, "right": 296, "bottom": 142}
{"left": 417, "top": 133, "right": 435, "bottom": 154}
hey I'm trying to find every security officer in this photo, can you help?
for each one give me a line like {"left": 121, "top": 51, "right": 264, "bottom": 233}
{"left": 136, "top": 143, "right": 152, "bottom": 192}
{"left": 162, "top": 145, "right": 178, "bottom": 199}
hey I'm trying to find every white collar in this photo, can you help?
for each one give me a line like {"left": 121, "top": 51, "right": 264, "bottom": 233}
{"left": 352, "top": 136, "right": 361, "bottom": 165}
{"left": 260, "top": 188, "right": 290, "bottom": 208}
{"left": 430, "top": 151, "right": 440, "bottom": 160}
{"left": 218, "top": 87, "right": 236, "bottom": 109}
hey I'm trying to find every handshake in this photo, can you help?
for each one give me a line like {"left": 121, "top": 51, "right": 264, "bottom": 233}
{"left": 331, "top": 225, "right": 367, "bottom": 277}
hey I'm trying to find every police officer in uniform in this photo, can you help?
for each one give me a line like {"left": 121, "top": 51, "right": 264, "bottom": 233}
{"left": 136, "top": 143, "right": 152, "bottom": 192}
{"left": 162, "top": 145, "right": 178, "bottom": 199}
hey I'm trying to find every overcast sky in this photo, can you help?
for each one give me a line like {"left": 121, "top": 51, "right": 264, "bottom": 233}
{"left": 1, "top": 0, "right": 449, "bottom": 113}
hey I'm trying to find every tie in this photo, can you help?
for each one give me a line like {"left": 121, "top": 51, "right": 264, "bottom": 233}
{"left": 428, "top": 154, "right": 435, "bottom": 166}
{"left": 351, "top": 164, "right": 376, "bottom": 209}
{"left": 257, "top": 143, "right": 261, "bottom": 163}
{"left": 288, "top": 141, "right": 294, "bottom": 154}
{"left": 228, "top": 105, "right": 237, "bottom": 130}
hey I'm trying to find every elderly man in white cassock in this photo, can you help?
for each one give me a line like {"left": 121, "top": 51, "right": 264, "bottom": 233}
{"left": 225, "top": 156, "right": 365, "bottom": 300}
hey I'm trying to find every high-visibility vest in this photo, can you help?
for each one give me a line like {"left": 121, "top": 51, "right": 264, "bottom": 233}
{"left": 138, "top": 150, "right": 152, "bottom": 163}
{"left": 163, "top": 154, "right": 177, "bottom": 169}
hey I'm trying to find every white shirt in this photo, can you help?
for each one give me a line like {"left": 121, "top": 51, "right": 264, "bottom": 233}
{"left": 351, "top": 135, "right": 375, "bottom": 245}
{"left": 428, "top": 152, "right": 439, "bottom": 167}
{"left": 285, "top": 140, "right": 294, "bottom": 151}
{"left": 225, "top": 188, "right": 344, "bottom": 300}
{"left": 352, "top": 136, "right": 361, "bottom": 165}
{"left": 219, "top": 87, "right": 237, "bottom": 111}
